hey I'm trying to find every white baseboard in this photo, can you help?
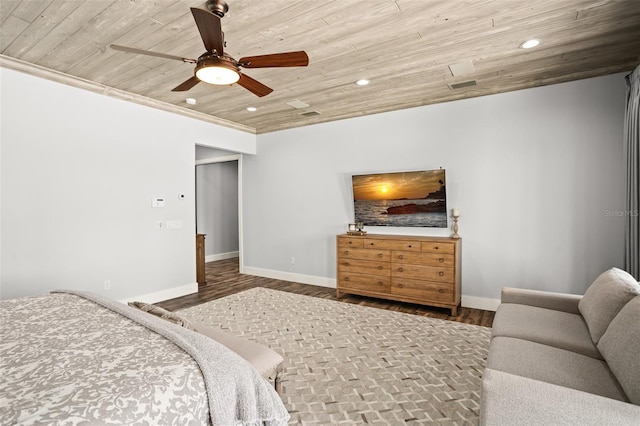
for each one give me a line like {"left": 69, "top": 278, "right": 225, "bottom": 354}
{"left": 119, "top": 282, "right": 198, "bottom": 304}
{"left": 462, "top": 295, "right": 500, "bottom": 311}
{"left": 241, "top": 266, "right": 336, "bottom": 288}
{"left": 205, "top": 251, "right": 239, "bottom": 263}
{"left": 241, "top": 266, "right": 500, "bottom": 312}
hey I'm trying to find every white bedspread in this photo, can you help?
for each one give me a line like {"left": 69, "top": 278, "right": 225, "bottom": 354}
{"left": 0, "top": 292, "right": 289, "bottom": 426}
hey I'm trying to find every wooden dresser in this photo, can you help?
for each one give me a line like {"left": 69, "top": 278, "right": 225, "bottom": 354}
{"left": 336, "top": 234, "right": 462, "bottom": 315}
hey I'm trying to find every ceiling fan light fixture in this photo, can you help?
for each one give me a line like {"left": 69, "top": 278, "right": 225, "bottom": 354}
{"left": 196, "top": 65, "right": 240, "bottom": 85}
{"left": 195, "top": 56, "right": 240, "bottom": 85}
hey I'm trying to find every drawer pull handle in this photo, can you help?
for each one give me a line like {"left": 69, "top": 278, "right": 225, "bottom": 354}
{"left": 438, "top": 288, "right": 444, "bottom": 293}
{"left": 438, "top": 271, "right": 444, "bottom": 276}
{"left": 398, "top": 267, "right": 404, "bottom": 272}
{"left": 349, "top": 242, "right": 353, "bottom": 245}
{"left": 434, "top": 246, "right": 439, "bottom": 250}
{"left": 344, "top": 277, "right": 349, "bottom": 281}
{"left": 377, "top": 266, "right": 383, "bottom": 270}
{"left": 377, "top": 253, "right": 383, "bottom": 258}
{"left": 439, "top": 258, "right": 444, "bottom": 263}
{"left": 408, "top": 244, "right": 412, "bottom": 248}
{"left": 344, "top": 251, "right": 349, "bottom": 255}
{"left": 378, "top": 281, "right": 384, "bottom": 286}
{"left": 397, "top": 255, "right": 404, "bottom": 259}
{"left": 397, "top": 283, "right": 404, "bottom": 288}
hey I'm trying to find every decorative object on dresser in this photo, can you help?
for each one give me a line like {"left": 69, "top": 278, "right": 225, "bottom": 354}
{"left": 451, "top": 208, "right": 460, "bottom": 239}
{"left": 336, "top": 234, "right": 462, "bottom": 315}
{"left": 347, "top": 222, "right": 367, "bottom": 236}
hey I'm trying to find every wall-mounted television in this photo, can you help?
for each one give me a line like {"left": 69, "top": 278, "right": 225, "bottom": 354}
{"left": 351, "top": 169, "right": 447, "bottom": 228}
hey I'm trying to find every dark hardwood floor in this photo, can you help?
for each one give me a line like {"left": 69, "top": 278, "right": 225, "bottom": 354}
{"left": 157, "top": 258, "right": 495, "bottom": 327}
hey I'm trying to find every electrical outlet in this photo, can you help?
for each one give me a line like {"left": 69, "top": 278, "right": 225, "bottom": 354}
{"left": 157, "top": 221, "right": 164, "bottom": 229}
{"left": 104, "top": 280, "right": 111, "bottom": 291}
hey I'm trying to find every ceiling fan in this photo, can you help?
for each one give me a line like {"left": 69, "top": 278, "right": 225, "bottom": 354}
{"left": 110, "top": 0, "right": 309, "bottom": 97}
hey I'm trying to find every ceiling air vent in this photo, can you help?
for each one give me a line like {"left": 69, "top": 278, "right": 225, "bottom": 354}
{"left": 449, "top": 80, "right": 477, "bottom": 90}
{"left": 301, "top": 111, "right": 321, "bottom": 116}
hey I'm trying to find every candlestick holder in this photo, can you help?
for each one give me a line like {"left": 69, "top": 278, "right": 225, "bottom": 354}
{"left": 451, "top": 214, "right": 460, "bottom": 239}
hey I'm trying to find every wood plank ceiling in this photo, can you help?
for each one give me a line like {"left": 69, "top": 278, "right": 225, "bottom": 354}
{"left": 1, "top": 0, "right": 640, "bottom": 134}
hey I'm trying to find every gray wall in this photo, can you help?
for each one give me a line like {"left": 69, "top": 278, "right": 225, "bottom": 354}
{"left": 0, "top": 67, "right": 254, "bottom": 300}
{"left": 0, "top": 65, "right": 628, "bottom": 306}
{"left": 243, "top": 73, "right": 627, "bottom": 303}
{"left": 196, "top": 161, "right": 239, "bottom": 258}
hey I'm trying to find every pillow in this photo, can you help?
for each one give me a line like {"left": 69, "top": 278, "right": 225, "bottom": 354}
{"left": 597, "top": 296, "right": 640, "bottom": 404}
{"left": 128, "top": 301, "right": 196, "bottom": 330}
{"left": 578, "top": 268, "right": 640, "bottom": 344}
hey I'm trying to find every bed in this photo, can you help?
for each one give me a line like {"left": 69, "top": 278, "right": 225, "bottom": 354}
{"left": 0, "top": 290, "right": 289, "bottom": 425}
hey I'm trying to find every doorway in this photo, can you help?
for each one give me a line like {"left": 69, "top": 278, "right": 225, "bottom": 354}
{"left": 195, "top": 151, "right": 243, "bottom": 281}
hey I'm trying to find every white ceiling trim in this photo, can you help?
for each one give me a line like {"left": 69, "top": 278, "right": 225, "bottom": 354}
{"left": 0, "top": 55, "right": 256, "bottom": 135}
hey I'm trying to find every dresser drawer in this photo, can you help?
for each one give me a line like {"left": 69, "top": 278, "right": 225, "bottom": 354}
{"left": 421, "top": 241, "right": 455, "bottom": 254}
{"left": 338, "top": 258, "right": 390, "bottom": 276}
{"left": 339, "top": 247, "right": 390, "bottom": 262}
{"left": 363, "top": 238, "right": 421, "bottom": 251}
{"left": 338, "top": 272, "right": 390, "bottom": 293}
{"left": 392, "top": 251, "right": 454, "bottom": 267}
{"left": 391, "top": 278, "right": 454, "bottom": 303}
{"left": 338, "top": 237, "right": 364, "bottom": 248}
{"left": 391, "top": 263, "right": 453, "bottom": 282}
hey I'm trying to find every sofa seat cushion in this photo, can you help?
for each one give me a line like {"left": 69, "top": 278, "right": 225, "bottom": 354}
{"left": 480, "top": 369, "right": 640, "bottom": 426}
{"left": 492, "top": 303, "right": 601, "bottom": 359}
{"left": 193, "top": 323, "right": 283, "bottom": 385}
{"left": 487, "top": 337, "right": 628, "bottom": 402}
{"left": 578, "top": 268, "right": 640, "bottom": 344}
{"left": 597, "top": 296, "right": 640, "bottom": 405}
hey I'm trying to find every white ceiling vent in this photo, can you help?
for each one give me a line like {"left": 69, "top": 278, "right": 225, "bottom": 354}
{"left": 449, "top": 80, "right": 477, "bottom": 90}
{"left": 286, "top": 99, "right": 310, "bottom": 109}
{"left": 301, "top": 111, "right": 321, "bottom": 116}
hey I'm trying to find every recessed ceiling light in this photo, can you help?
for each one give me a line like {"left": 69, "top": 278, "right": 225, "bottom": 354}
{"left": 355, "top": 79, "right": 369, "bottom": 86}
{"left": 247, "top": 107, "right": 257, "bottom": 112}
{"left": 520, "top": 39, "right": 540, "bottom": 49}
{"left": 185, "top": 98, "right": 197, "bottom": 105}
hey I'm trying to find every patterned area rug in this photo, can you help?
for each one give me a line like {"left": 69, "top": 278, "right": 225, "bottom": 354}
{"left": 178, "top": 288, "right": 491, "bottom": 425}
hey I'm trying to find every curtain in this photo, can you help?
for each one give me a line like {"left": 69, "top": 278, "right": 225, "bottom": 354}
{"left": 624, "top": 65, "right": 640, "bottom": 279}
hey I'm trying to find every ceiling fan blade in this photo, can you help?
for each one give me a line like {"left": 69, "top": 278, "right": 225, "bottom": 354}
{"left": 110, "top": 44, "right": 196, "bottom": 63}
{"left": 171, "top": 76, "right": 201, "bottom": 92}
{"left": 237, "top": 73, "right": 273, "bottom": 97}
{"left": 238, "top": 51, "right": 309, "bottom": 68}
{"left": 190, "top": 7, "right": 224, "bottom": 55}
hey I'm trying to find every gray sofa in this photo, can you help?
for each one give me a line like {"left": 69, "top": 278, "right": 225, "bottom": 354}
{"left": 480, "top": 267, "right": 640, "bottom": 425}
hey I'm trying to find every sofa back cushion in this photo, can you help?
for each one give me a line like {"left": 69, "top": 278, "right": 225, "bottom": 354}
{"left": 597, "top": 296, "right": 640, "bottom": 405}
{"left": 578, "top": 268, "right": 640, "bottom": 344}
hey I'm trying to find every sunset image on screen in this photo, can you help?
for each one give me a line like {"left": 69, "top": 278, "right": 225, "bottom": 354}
{"left": 352, "top": 170, "right": 444, "bottom": 201}
{"left": 351, "top": 169, "right": 447, "bottom": 228}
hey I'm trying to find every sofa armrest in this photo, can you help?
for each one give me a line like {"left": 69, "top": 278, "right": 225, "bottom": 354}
{"left": 480, "top": 369, "right": 640, "bottom": 426}
{"left": 501, "top": 287, "right": 582, "bottom": 314}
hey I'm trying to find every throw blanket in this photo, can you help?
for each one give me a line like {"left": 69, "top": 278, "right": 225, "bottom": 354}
{"left": 52, "top": 290, "right": 290, "bottom": 426}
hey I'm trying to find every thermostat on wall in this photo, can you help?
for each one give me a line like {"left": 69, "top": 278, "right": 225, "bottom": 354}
{"left": 152, "top": 197, "right": 165, "bottom": 208}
